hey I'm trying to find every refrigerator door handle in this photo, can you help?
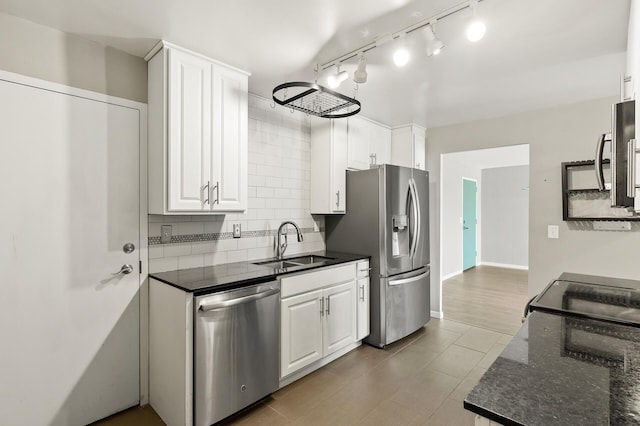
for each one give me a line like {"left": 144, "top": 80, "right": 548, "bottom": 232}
{"left": 408, "top": 179, "right": 419, "bottom": 259}
{"left": 595, "top": 133, "right": 610, "bottom": 191}
{"left": 389, "top": 269, "right": 429, "bottom": 286}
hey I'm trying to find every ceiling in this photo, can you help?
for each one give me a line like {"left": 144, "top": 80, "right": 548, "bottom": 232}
{"left": 0, "top": 0, "right": 630, "bottom": 128}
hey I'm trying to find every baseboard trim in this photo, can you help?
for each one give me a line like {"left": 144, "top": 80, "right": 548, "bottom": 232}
{"left": 430, "top": 310, "right": 443, "bottom": 319}
{"left": 479, "top": 261, "right": 528, "bottom": 270}
{"left": 441, "top": 271, "right": 462, "bottom": 281}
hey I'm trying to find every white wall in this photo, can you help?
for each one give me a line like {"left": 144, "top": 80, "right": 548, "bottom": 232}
{"left": 440, "top": 156, "right": 482, "bottom": 279}
{"left": 148, "top": 94, "right": 325, "bottom": 272}
{"left": 0, "top": 13, "right": 147, "bottom": 102}
{"left": 480, "top": 165, "right": 529, "bottom": 269}
{"left": 427, "top": 97, "right": 640, "bottom": 315}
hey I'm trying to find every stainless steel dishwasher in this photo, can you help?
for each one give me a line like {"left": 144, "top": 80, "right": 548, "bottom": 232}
{"left": 194, "top": 281, "right": 280, "bottom": 426}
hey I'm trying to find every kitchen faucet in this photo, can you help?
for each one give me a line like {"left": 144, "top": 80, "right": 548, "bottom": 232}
{"left": 276, "top": 221, "right": 304, "bottom": 259}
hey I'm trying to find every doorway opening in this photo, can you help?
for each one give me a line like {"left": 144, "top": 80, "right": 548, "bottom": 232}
{"left": 439, "top": 144, "right": 530, "bottom": 331}
{"left": 462, "top": 178, "right": 478, "bottom": 271}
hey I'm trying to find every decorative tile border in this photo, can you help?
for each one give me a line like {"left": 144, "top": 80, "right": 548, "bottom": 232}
{"left": 149, "top": 227, "right": 321, "bottom": 245}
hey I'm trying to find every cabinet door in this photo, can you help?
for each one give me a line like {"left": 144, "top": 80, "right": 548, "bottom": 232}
{"left": 347, "top": 116, "right": 371, "bottom": 170}
{"left": 167, "top": 48, "right": 212, "bottom": 211}
{"left": 413, "top": 126, "right": 426, "bottom": 170}
{"left": 281, "top": 290, "right": 323, "bottom": 378}
{"left": 356, "top": 278, "right": 370, "bottom": 340}
{"left": 211, "top": 65, "right": 248, "bottom": 212}
{"left": 332, "top": 119, "right": 348, "bottom": 213}
{"left": 371, "top": 124, "right": 391, "bottom": 166}
{"left": 323, "top": 281, "right": 356, "bottom": 356}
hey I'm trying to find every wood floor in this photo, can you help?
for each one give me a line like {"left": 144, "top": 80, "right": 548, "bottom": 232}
{"left": 442, "top": 265, "right": 529, "bottom": 335}
{"left": 97, "top": 265, "right": 528, "bottom": 425}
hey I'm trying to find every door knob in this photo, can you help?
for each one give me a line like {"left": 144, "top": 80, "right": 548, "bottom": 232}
{"left": 112, "top": 264, "right": 134, "bottom": 275}
{"left": 123, "top": 243, "right": 135, "bottom": 254}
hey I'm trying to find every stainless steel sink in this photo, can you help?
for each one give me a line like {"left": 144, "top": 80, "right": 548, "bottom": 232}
{"left": 253, "top": 255, "right": 335, "bottom": 268}
{"left": 283, "top": 255, "right": 334, "bottom": 265}
{"left": 253, "top": 260, "right": 302, "bottom": 269}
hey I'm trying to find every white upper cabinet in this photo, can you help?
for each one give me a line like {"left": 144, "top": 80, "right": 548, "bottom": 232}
{"left": 391, "top": 124, "right": 427, "bottom": 170}
{"left": 346, "top": 116, "right": 392, "bottom": 170}
{"left": 310, "top": 117, "right": 348, "bottom": 214}
{"left": 211, "top": 65, "right": 248, "bottom": 212}
{"left": 147, "top": 41, "right": 249, "bottom": 214}
{"left": 347, "top": 116, "right": 370, "bottom": 170}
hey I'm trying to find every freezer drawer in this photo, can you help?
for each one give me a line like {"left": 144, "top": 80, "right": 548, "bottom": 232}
{"left": 194, "top": 282, "right": 280, "bottom": 426}
{"left": 384, "top": 267, "right": 431, "bottom": 345}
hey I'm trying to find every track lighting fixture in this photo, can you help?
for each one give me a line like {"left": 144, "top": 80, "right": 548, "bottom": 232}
{"left": 392, "top": 34, "right": 410, "bottom": 67}
{"left": 466, "top": 0, "right": 486, "bottom": 42}
{"left": 423, "top": 22, "right": 444, "bottom": 57}
{"left": 316, "top": 0, "right": 489, "bottom": 87}
{"left": 327, "top": 65, "right": 348, "bottom": 89}
{"left": 353, "top": 55, "right": 368, "bottom": 84}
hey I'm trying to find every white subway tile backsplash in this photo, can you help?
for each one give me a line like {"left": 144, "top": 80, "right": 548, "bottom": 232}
{"left": 177, "top": 221, "right": 204, "bottom": 236}
{"left": 150, "top": 257, "right": 178, "bottom": 273}
{"left": 226, "top": 249, "right": 248, "bottom": 263}
{"left": 178, "top": 254, "right": 205, "bottom": 269}
{"left": 204, "top": 251, "right": 228, "bottom": 266}
{"left": 149, "top": 245, "right": 164, "bottom": 259}
{"left": 163, "top": 243, "right": 191, "bottom": 257}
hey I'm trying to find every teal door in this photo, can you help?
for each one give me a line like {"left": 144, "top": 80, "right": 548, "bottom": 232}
{"left": 462, "top": 179, "right": 477, "bottom": 271}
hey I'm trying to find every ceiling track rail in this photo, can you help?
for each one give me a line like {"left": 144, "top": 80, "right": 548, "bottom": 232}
{"left": 320, "top": 0, "right": 483, "bottom": 70}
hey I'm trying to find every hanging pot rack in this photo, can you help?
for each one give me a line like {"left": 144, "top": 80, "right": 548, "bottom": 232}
{"left": 272, "top": 81, "right": 361, "bottom": 119}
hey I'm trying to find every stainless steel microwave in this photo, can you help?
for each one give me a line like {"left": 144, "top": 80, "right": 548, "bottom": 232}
{"left": 595, "top": 100, "right": 636, "bottom": 208}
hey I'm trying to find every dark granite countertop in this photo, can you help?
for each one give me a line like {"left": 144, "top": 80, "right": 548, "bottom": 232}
{"left": 149, "top": 251, "right": 369, "bottom": 295}
{"left": 464, "top": 310, "right": 640, "bottom": 425}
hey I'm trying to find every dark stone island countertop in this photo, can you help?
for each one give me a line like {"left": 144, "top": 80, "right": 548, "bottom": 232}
{"left": 149, "top": 250, "right": 369, "bottom": 295}
{"left": 464, "top": 310, "right": 640, "bottom": 425}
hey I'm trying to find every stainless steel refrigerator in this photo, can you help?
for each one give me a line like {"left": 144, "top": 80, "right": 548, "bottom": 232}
{"left": 326, "top": 164, "right": 430, "bottom": 348}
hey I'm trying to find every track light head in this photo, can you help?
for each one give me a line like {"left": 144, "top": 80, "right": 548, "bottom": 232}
{"left": 423, "top": 23, "right": 444, "bottom": 56}
{"left": 327, "top": 65, "right": 348, "bottom": 89}
{"left": 466, "top": 0, "right": 486, "bottom": 42}
{"left": 392, "top": 34, "right": 410, "bottom": 67}
{"left": 353, "top": 55, "right": 368, "bottom": 84}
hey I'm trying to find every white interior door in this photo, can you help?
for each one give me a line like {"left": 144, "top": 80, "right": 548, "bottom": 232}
{"left": 0, "top": 76, "right": 141, "bottom": 425}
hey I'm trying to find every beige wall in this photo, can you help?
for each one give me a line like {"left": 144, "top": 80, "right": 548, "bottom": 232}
{"left": 427, "top": 96, "right": 640, "bottom": 314}
{"left": 0, "top": 13, "right": 147, "bottom": 102}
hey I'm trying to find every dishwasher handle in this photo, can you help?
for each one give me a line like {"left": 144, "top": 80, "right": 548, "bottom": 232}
{"left": 198, "top": 287, "right": 280, "bottom": 311}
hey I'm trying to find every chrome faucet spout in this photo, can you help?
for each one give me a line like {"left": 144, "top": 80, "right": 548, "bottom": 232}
{"left": 276, "top": 221, "right": 303, "bottom": 259}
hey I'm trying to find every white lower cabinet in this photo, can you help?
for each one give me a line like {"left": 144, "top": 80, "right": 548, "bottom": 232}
{"left": 323, "top": 282, "right": 357, "bottom": 355}
{"left": 280, "top": 263, "right": 363, "bottom": 380}
{"left": 280, "top": 290, "right": 324, "bottom": 377}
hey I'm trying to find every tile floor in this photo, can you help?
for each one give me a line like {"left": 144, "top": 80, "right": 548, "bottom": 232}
{"left": 96, "top": 266, "right": 527, "bottom": 425}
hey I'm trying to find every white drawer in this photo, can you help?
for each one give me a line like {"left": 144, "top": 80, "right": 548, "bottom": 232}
{"left": 356, "top": 260, "right": 370, "bottom": 278}
{"left": 281, "top": 263, "right": 356, "bottom": 298}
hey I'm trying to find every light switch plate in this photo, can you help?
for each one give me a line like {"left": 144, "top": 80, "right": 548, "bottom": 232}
{"left": 233, "top": 223, "right": 241, "bottom": 238}
{"left": 547, "top": 225, "right": 559, "bottom": 239}
{"left": 161, "top": 225, "right": 172, "bottom": 243}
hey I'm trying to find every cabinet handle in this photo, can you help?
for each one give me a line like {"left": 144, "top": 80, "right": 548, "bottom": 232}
{"left": 359, "top": 284, "right": 365, "bottom": 301}
{"left": 211, "top": 181, "right": 220, "bottom": 205}
{"left": 202, "top": 181, "right": 210, "bottom": 205}
{"left": 320, "top": 297, "right": 324, "bottom": 316}
{"left": 335, "top": 190, "right": 340, "bottom": 209}
{"left": 326, "top": 296, "right": 330, "bottom": 316}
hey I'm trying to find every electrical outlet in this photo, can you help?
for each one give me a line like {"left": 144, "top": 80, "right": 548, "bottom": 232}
{"left": 233, "top": 223, "right": 241, "bottom": 238}
{"left": 547, "top": 225, "right": 559, "bottom": 239}
{"left": 161, "top": 225, "right": 172, "bottom": 243}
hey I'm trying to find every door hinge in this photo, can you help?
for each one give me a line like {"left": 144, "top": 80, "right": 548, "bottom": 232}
{"left": 139, "top": 260, "right": 142, "bottom": 274}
